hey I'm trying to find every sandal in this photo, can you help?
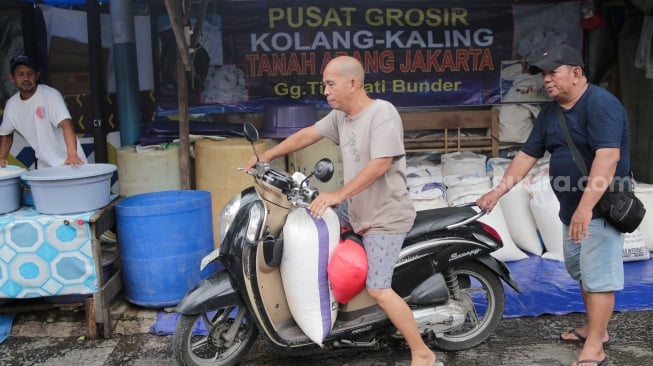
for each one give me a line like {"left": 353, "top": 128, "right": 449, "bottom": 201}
{"left": 573, "top": 356, "right": 609, "bottom": 366}
{"left": 560, "top": 329, "right": 586, "bottom": 342}
{"left": 560, "top": 329, "right": 609, "bottom": 344}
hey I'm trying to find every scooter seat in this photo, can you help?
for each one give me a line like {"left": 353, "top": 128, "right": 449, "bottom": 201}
{"left": 406, "top": 206, "right": 477, "bottom": 240}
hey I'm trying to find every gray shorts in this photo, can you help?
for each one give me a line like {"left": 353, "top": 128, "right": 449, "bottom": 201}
{"left": 333, "top": 202, "right": 405, "bottom": 289}
{"left": 563, "top": 218, "right": 625, "bottom": 292}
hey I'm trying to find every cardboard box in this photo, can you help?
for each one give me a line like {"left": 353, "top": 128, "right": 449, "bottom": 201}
{"left": 47, "top": 71, "right": 92, "bottom": 96}
{"left": 47, "top": 36, "right": 109, "bottom": 95}
{"left": 48, "top": 36, "right": 109, "bottom": 72}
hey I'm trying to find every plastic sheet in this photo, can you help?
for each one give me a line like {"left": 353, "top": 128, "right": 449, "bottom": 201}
{"left": 503, "top": 255, "right": 653, "bottom": 318}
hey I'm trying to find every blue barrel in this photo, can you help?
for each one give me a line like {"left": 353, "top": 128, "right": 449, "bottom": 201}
{"left": 116, "top": 190, "right": 215, "bottom": 307}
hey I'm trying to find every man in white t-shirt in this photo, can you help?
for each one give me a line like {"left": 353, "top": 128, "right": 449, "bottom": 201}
{"left": 245, "top": 56, "right": 440, "bottom": 366}
{"left": 0, "top": 54, "right": 86, "bottom": 168}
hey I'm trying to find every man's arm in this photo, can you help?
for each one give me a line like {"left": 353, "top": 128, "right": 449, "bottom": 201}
{"left": 244, "top": 125, "right": 323, "bottom": 170}
{"left": 476, "top": 151, "right": 539, "bottom": 211}
{"left": 59, "top": 119, "right": 84, "bottom": 166}
{"left": 0, "top": 134, "right": 14, "bottom": 167}
{"left": 309, "top": 156, "right": 392, "bottom": 217}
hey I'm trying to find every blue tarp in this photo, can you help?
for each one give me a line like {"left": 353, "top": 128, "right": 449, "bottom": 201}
{"left": 504, "top": 255, "right": 653, "bottom": 318}
{"left": 0, "top": 314, "right": 16, "bottom": 344}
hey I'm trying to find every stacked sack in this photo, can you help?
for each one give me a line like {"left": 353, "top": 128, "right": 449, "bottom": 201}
{"left": 406, "top": 156, "right": 447, "bottom": 210}
{"left": 492, "top": 156, "right": 650, "bottom": 263}
{"left": 406, "top": 151, "right": 531, "bottom": 263}
{"left": 407, "top": 150, "right": 652, "bottom": 264}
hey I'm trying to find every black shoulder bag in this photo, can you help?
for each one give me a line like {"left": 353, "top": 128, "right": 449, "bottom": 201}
{"left": 556, "top": 108, "right": 645, "bottom": 233}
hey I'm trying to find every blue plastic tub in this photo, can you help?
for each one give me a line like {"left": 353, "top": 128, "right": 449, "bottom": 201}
{"left": 116, "top": 190, "right": 215, "bottom": 308}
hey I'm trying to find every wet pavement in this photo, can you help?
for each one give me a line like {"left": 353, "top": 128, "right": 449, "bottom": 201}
{"left": 0, "top": 298, "right": 651, "bottom": 366}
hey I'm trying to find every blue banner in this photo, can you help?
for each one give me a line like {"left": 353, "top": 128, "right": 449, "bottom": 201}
{"left": 153, "top": 0, "right": 582, "bottom": 112}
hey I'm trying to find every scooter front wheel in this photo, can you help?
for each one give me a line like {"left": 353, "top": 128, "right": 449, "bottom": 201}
{"left": 172, "top": 305, "right": 259, "bottom": 366}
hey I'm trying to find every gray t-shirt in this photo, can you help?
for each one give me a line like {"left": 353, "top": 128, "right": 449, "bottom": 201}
{"left": 315, "top": 99, "right": 415, "bottom": 234}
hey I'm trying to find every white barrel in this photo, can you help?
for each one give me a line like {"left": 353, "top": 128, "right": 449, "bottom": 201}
{"left": 116, "top": 145, "right": 181, "bottom": 197}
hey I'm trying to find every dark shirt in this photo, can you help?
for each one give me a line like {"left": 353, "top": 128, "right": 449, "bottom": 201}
{"left": 521, "top": 84, "right": 631, "bottom": 224}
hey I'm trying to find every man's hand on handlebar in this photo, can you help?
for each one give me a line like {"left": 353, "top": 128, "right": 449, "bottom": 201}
{"left": 475, "top": 190, "right": 501, "bottom": 213}
{"left": 243, "top": 153, "right": 271, "bottom": 173}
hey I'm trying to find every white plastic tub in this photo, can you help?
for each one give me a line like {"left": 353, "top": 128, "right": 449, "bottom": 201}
{"left": 0, "top": 165, "right": 24, "bottom": 214}
{"left": 21, "top": 163, "right": 117, "bottom": 214}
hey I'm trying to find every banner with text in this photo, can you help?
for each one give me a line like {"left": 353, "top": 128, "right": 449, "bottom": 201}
{"left": 154, "top": 0, "right": 582, "bottom": 112}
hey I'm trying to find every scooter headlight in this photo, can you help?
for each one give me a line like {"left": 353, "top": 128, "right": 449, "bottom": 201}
{"left": 218, "top": 194, "right": 241, "bottom": 245}
{"left": 246, "top": 201, "right": 263, "bottom": 243}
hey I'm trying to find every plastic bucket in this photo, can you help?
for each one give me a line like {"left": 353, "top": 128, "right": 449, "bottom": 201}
{"left": 116, "top": 190, "right": 215, "bottom": 308}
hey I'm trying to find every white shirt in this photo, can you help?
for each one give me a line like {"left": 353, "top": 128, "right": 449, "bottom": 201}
{"left": 0, "top": 84, "right": 87, "bottom": 167}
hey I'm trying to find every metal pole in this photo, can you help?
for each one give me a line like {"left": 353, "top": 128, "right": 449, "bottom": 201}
{"left": 87, "top": 0, "right": 107, "bottom": 163}
{"left": 109, "top": 0, "right": 142, "bottom": 146}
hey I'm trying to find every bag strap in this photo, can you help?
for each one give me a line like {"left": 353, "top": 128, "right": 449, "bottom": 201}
{"left": 556, "top": 107, "right": 589, "bottom": 176}
{"left": 556, "top": 107, "right": 637, "bottom": 189}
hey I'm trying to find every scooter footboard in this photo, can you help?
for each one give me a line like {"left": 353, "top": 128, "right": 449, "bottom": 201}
{"left": 176, "top": 271, "right": 244, "bottom": 315}
{"left": 476, "top": 255, "right": 521, "bottom": 293}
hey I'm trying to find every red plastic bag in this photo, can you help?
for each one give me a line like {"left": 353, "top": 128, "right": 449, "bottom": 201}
{"left": 327, "top": 235, "right": 368, "bottom": 304}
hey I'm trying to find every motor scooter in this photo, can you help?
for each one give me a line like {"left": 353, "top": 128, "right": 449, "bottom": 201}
{"left": 172, "top": 122, "right": 521, "bottom": 366}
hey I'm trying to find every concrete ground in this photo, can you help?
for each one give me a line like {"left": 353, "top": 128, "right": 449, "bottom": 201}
{"left": 0, "top": 298, "right": 651, "bottom": 366}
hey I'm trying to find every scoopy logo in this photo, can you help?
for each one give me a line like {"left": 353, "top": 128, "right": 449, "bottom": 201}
{"left": 35, "top": 106, "right": 45, "bottom": 119}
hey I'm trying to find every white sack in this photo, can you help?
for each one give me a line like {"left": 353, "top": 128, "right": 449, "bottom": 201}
{"left": 444, "top": 175, "right": 492, "bottom": 206}
{"left": 281, "top": 207, "right": 340, "bottom": 346}
{"left": 410, "top": 181, "right": 448, "bottom": 211}
{"left": 530, "top": 176, "right": 564, "bottom": 262}
{"left": 492, "top": 168, "right": 543, "bottom": 256}
{"left": 497, "top": 104, "right": 540, "bottom": 143}
{"left": 623, "top": 229, "right": 651, "bottom": 262}
{"left": 441, "top": 151, "right": 487, "bottom": 178}
{"left": 406, "top": 164, "right": 443, "bottom": 188}
{"left": 477, "top": 204, "right": 529, "bottom": 262}
{"left": 634, "top": 183, "right": 653, "bottom": 251}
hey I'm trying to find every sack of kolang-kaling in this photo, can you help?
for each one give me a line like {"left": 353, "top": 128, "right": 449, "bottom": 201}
{"left": 597, "top": 178, "right": 646, "bottom": 233}
{"left": 281, "top": 207, "right": 339, "bottom": 346}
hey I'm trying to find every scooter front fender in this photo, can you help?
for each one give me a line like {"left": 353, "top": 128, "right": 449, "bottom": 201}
{"left": 476, "top": 255, "right": 521, "bottom": 293}
{"left": 175, "top": 271, "right": 244, "bottom": 315}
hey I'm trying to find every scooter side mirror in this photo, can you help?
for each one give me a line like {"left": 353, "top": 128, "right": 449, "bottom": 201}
{"left": 313, "top": 158, "right": 334, "bottom": 182}
{"left": 243, "top": 122, "right": 260, "bottom": 143}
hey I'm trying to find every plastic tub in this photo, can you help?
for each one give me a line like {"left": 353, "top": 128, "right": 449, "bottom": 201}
{"left": 0, "top": 165, "right": 25, "bottom": 214}
{"left": 116, "top": 190, "right": 215, "bottom": 308}
{"left": 21, "top": 164, "right": 117, "bottom": 214}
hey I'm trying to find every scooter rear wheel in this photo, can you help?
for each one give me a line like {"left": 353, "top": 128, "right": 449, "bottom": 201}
{"left": 435, "top": 262, "right": 505, "bottom": 351}
{"left": 172, "top": 305, "right": 259, "bottom": 366}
